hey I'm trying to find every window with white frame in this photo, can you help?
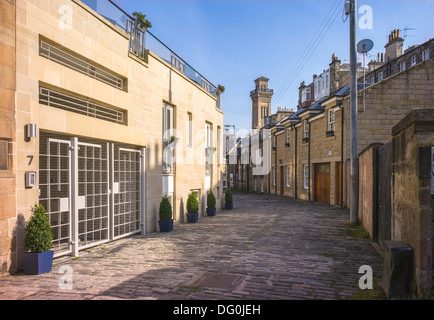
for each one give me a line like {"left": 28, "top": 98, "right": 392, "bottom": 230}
{"left": 370, "top": 76, "right": 375, "bottom": 83}
{"left": 378, "top": 72, "right": 384, "bottom": 81}
{"left": 286, "top": 128, "right": 290, "bottom": 145}
{"left": 303, "top": 165, "right": 309, "bottom": 190}
{"left": 328, "top": 109, "right": 335, "bottom": 132}
{"left": 163, "top": 104, "right": 174, "bottom": 142}
{"left": 305, "top": 87, "right": 311, "bottom": 102}
{"left": 286, "top": 166, "right": 290, "bottom": 187}
{"left": 422, "top": 49, "right": 430, "bottom": 61}
{"left": 400, "top": 61, "right": 406, "bottom": 72}
{"left": 411, "top": 55, "right": 417, "bottom": 66}
{"left": 303, "top": 120, "right": 309, "bottom": 138}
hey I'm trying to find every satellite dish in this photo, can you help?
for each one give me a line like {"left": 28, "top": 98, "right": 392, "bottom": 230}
{"left": 357, "top": 39, "right": 374, "bottom": 54}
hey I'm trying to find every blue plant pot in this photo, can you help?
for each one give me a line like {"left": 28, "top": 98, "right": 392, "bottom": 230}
{"left": 187, "top": 212, "right": 199, "bottom": 223}
{"left": 225, "top": 202, "right": 233, "bottom": 210}
{"left": 158, "top": 219, "right": 173, "bottom": 232}
{"left": 22, "top": 251, "right": 54, "bottom": 275}
{"left": 206, "top": 207, "right": 217, "bottom": 216}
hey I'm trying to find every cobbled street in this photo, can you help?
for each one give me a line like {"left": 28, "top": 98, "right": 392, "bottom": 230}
{"left": 0, "top": 192, "right": 383, "bottom": 300}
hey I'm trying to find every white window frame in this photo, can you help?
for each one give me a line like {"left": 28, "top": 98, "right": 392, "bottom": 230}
{"left": 328, "top": 109, "right": 335, "bottom": 132}
{"left": 400, "top": 61, "right": 406, "bottom": 72}
{"left": 303, "top": 165, "right": 309, "bottom": 190}
{"left": 163, "top": 104, "right": 174, "bottom": 142}
{"left": 286, "top": 166, "right": 290, "bottom": 187}
{"left": 411, "top": 55, "right": 417, "bottom": 66}
{"left": 286, "top": 128, "right": 290, "bottom": 145}
{"left": 422, "top": 49, "right": 430, "bottom": 61}
{"left": 303, "top": 120, "right": 309, "bottom": 139}
{"left": 378, "top": 72, "right": 383, "bottom": 81}
{"left": 370, "top": 76, "right": 375, "bottom": 84}
{"left": 205, "top": 122, "right": 212, "bottom": 148}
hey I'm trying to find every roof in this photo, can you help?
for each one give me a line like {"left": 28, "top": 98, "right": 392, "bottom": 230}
{"left": 333, "top": 82, "right": 371, "bottom": 97}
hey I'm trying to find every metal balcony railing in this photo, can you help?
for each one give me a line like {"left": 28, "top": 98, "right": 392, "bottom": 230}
{"left": 79, "top": 0, "right": 219, "bottom": 102}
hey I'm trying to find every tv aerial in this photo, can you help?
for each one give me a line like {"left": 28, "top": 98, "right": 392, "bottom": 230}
{"left": 357, "top": 39, "right": 374, "bottom": 112}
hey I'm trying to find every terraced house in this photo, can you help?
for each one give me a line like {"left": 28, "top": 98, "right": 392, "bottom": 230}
{"left": 0, "top": 0, "right": 225, "bottom": 274}
{"left": 266, "top": 29, "right": 434, "bottom": 208}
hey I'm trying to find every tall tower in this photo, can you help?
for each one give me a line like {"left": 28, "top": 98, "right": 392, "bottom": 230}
{"left": 250, "top": 77, "right": 273, "bottom": 130}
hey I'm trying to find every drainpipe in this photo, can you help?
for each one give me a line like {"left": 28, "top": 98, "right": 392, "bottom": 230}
{"left": 339, "top": 102, "right": 344, "bottom": 207}
{"left": 308, "top": 120, "right": 311, "bottom": 202}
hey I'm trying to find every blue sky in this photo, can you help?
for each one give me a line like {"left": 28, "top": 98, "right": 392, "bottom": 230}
{"left": 115, "top": 0, "right": 434, "bottom": 133}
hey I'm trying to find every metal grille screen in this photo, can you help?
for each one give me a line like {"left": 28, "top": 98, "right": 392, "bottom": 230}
{"left": 39, "top": 133, "right": 143, "bottom": 258}
{"left": 39, "top": 87, "right": 126, "bottom": 125}
{"left": 40, "top": 41, "right": 125, "bottom": 90}
{"left": 0, "top": 141, "right": 7, "bottom": 170}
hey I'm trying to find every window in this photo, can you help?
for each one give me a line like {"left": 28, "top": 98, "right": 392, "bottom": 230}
{"left": 191, "top": 189, "right": 201, "bottom": 203}
{"left": 328, "top": 109, "right": 335, "bottom": 132}
{"left": 163, "top": 104, "right": 175, "bottom": 173}
{"left": 163, "top": 104, "right": 174, "bottom": 142}
{"left": 187, "top": 112, "right": 193, "bottom": 146}
{"left": 286, "top": 166, "right": 290, "bottom": 187}
{"left": 303, "top": 165, "right": 309, "bottom": 190}
{"left": 422, "top": 49, "right": 430, "bottom": 61}
{"left": 411, "top": 55, "right": 417, "bottom": 66}
{"left": 370, "top": 76, "right": 375, "bottom": 84}
{"left": 325, "top": 74, "right": 329, "bottom": 90}
{"left": 303, "top": 120, "right": 309, "bottom": 139}
{"left": 285, "top": 128, "right": 290, "bottom": 145}
{"left": 273, "top": 135, "right": 277, "bottom": 148}
{"left": 378, "top": 72, "right": 384, "bottom": 81}
{"left": 205, "top": 122, "right": 212, "bottom": 148}
{"left": 400, "top": 61, "right": 406, "bottom": 72}
{"left": 304, "top": 87, "right": 311, "bottom": 102}
{"left": 272, "top": 167, "right": 276, "bottom": 186}
{"left": 217, "top": 126, "right": 221, "bottom": 165}
{"left": 0, "top": 140, "right": 8, "bottom": 170}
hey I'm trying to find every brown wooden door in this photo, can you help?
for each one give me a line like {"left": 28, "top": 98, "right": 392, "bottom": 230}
{"left": 280, "top": 166, "right": 285, "bottom": 195}
{"left": 336, "top": 162, "right": 342, "bottom": 206}
{"left": 314, "top": 163, "right": 330, "bottom": 204}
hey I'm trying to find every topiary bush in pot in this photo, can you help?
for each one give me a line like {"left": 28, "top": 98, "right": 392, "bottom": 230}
{"left": 206, "top": 190, "right": 217, "bottom": 216}
{"left": 186, "top": 192, "right": 199, "bottom": 223}
{"left": 158, "top": 196, "right": 173, "bottom": 232}
{"left": 225, "top": 188, "right": 233, "bottom": 210}
{"left": 22, "top": 204, "right": 54, "bottom": 275}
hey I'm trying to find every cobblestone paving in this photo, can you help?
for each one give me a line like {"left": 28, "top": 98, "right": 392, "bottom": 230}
{"left": 0, "top": 193, "right": 383, "bottom": 300}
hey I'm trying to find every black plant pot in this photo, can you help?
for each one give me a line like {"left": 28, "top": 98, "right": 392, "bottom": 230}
{"left": 225, "top": 202, "right": 233, "bottom": 210}
{"left": 22, "top": 251, "right": 54, "bottom": 275}
{"left": 158, "top": 219, "right": 173, "bottom": 232}
{"left": 186, "top": 212, "right": 199, "bottom": 223}
{"left": 206, "top": 207, "right": 217, "bottom": 216}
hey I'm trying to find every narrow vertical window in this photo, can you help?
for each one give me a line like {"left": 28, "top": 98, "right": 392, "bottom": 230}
{"left": 187, "top": 112, "right": 193, "bottom": 146}
{"left": 303, "top": 165, "right": 309, "bottom": 190}
{"left": 286, "top": 166, "right": 290, "bottom": 187}
{"left": 422, "top": 49, "right": 430, "bottom": 61}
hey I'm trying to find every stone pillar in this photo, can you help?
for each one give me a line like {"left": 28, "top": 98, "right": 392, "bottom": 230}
{"left": 391, "top": 108, "right": 434, "bottom": 297}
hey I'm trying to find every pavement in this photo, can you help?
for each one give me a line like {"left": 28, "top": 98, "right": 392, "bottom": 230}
{"left": 0, "top": 192, "right": 384, "bottom": 300}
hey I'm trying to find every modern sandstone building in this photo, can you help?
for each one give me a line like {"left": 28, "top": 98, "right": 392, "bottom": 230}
{"left": 0, "top": 0, "right": 226, "bottom": 273}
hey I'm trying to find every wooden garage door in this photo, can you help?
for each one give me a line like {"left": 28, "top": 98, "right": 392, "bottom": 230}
{"left": 314, "top": 163, "right": 330, "bottom": 204}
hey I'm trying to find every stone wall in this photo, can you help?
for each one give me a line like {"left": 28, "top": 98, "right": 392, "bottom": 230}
{"left": 391, "top": 108, "right": 434, "bottom": 297}
{"left": 0, "top": 0, "right": 16, "bottom": 275}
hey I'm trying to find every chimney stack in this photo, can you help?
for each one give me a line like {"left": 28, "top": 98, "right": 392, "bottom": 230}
{"left": 385, "top": 29, "right": 404, "bottom": 62}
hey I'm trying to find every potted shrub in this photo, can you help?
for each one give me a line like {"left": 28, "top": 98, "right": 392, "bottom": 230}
{"left": 206, "top": 190, "right": 217, "bottom": 216}
{"left": 326, "top": 130, "right": 335, "bottom": 137}
{"left": 225, "top": 188, "right": 233, "bottom": 210}
{"left": 158, "top": 197, "right": 173, "bottom": 232}
{"left": 132, "top": 11, "right": 152, "bottom": 32}
{"left": 22, "top": 204, "right": 54, "bottom": 275}
{"left": 186, "top": 192, "right": 199, "bottom": 223}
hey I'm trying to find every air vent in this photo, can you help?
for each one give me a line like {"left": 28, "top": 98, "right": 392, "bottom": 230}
{"left": 39, "top": 87, "right": 126, "bottom": 125}
{"left": 0, "top": 140, "right": 8, "bottom": 170}
{"left": 40, "top": 41, "right": 125, "bottom": 90}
